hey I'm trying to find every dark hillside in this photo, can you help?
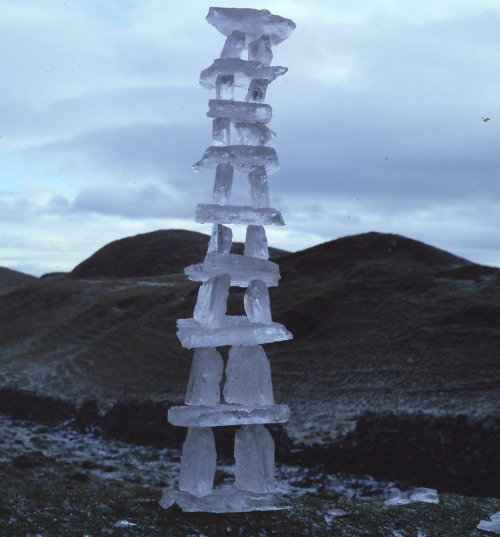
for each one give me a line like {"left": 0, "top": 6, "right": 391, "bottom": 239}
{"left": 0, "top": 231, "right": 498, "bottom": 445}
{"left": 0, "top": 266, "right": 37, "bottom": 287}
{"left": 69, "top": 229, "right": 288, "bottom": 278}
{"left": 277, "top": 232, "right": 470, "bottom": 280}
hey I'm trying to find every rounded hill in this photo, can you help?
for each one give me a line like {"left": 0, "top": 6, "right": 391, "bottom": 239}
{"left": 278, "top": 231, "right": 471, "bottom": 280}
{"left": 69, "top": 229, "right": 288, "bottom": 278}
{"left": 0, "top": 267, "right": 37, "bottom": 288}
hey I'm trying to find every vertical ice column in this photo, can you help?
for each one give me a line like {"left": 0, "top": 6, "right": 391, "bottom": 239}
{"left": 248, "top": 167, "right": 270, "bottom": 209}
{"left": 193, "top": 274, "right": 230, "bottom": 328}
{"left": 164, "top": 7, "right": 295, "bottom": 513}
{"left": 245, "top": 225, "right": 269, "bottom": 259}
{"left": 213, "top": 163, "right": 234, "bottom": 205}
{"left": 179, "top": 427, "right": 217, "bottom": 497}
{"left": 223, "top": 345, "right": 274, "bottom": 406}
{"left": 206, "top": 224, "right": 232, "bottom": 256}
{"left": 235, "top": 424, "right": 275, "bottom": 493}
{"left": 244, "top": 279, "right": 272, "bottom": 323}
{"left": 185, "top": 347, "right": 224, "bottom": 406}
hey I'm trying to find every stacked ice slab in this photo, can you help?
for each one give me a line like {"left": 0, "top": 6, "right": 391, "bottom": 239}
{"left": 160, "top": 7, "right": 295, "bottom": 513}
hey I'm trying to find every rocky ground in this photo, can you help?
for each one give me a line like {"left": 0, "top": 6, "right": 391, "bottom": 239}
{"left": 1, "top": 484, "right": 499, "bottom": 536}
{"left": 1, "top": 411, "right": 498, "bottom": 535}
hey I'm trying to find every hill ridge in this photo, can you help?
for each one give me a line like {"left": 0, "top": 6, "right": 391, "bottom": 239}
{"left": 69, "top": 229, "right": 288, "bottom": 279}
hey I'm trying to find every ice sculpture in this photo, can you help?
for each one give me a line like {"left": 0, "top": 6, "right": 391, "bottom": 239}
{"left": 160, "top": 7, "right": 295, "bottom": 513}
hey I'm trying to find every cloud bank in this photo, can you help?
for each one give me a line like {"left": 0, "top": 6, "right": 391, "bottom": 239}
{"left": 1, "top": 0, "right": 499, "bottom": 275}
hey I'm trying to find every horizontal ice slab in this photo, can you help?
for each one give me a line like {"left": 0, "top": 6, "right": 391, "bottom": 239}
{"left": 185, "top": 253, "right": 280, "bottom": 287}
{"left": 196, "top": 204, "right": 285, "bottom": 226}
{"left": 168, "top": 404, "right": 290, "bottom": 427}
{"left": 177, "top": 316, "right": 292, "bottom": 348}
{"left": 160, "top": 488, "right": 291, "bottom": 513}
{"left": 206, "top": 7, "right": 296, "bottom": 46}
{"left": 200, "top": 58, "right": 287, "bottom": 90}
{"left": 193, "top": 145, "right": 279, "bottom": 175}
{"left": 208, "top": 99, "right": 272, "bottom": 124}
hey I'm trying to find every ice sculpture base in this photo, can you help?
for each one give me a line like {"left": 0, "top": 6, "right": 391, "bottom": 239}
{"left": 160, "top": 488, "right": 291, "bottom": 513}
{"left": 177, "top": 316, "right": 293, "bottom": 348}
{"left": 168, "top": 404, "right": 290, "bottom": 427}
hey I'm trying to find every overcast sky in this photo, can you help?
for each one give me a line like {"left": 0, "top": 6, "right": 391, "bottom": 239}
{"left": 1, "top": 0, "right": 499, "bottom": 276}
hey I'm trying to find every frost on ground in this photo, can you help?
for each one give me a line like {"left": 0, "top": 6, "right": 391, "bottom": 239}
{"left": 0, "top": 414, "right": 498, "bottom": 537}
{"left": 0, "top": 416, "right": 404, "bottom": 498}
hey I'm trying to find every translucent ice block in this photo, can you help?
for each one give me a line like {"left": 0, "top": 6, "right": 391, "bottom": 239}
{"left": 207, "top": 224, "right": 232, "bottom": 256}
{"left": 244, "top": 279, "right": 272, "bottom": 324}
{"left": 248, "top": 166, "right": 270, "bottom": 208}
{"left": 179, "top": 427, "right": 216, "bottom": 498}
{"left": 168, "top": 404, "right": 290, "bottom": 427}
{"left": 212, "top": 117, "right": 230, "bottom": 146}
{"left": 215, "top": 74, "right": 234, "bottom": 100}
{"left": 248, "top": 35, "right": 273, "bottom": 66}
{"left": 235, "top": 122, "right": 275, "bottom": 146}
{"left": 235, "top": 425, "right": 275, "bottom": 493}
{"left": 206, "top": 7, "right": 296, "bottom": 46}
{"left": 196, "top": 204, "right": 284, "bottom": 226}
{"left": 220, "top": 30, "right": 246, "bottom": 59}
{"left": 200, "top": 58, "right": 287, "bottom": 90}
{"left": 207, "top": 99, "right": 272, "bottom": 124}
{"left": 212, "top": 164, "right": 233, "bottom": 205}
{"left": 193, "top": 274, "right": 230, "bottom": 329}
{"left": 409, "top": 488, "right": 439, "bottom": 504}
{"left": 185, "top": 347, "right": 224, "bottom": 406}
{"left": 477, "top": 512, "right": 500, "bottom": 533}
{"left": 177, "top": 316, "right": 292, "bottom": 348}
{"left": 245, "top": 79, "right": 269, "bottom": 103}
{"left": 193, "top": 145, "right": 279, "bottom": 175}
{"left": 160, "top": 488, "right": 291, "bottom": 513}
{"left": 185, "top": 253, "right": 280, "bottom": 287}
{"left": 224, "top": 345, "right": 274, "bottom": 406}
{"left": 245, "top": 225, "right": 269, "bottom": 260}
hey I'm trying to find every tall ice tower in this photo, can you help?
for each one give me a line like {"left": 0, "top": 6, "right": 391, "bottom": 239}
{"left": 161, "top": 7, "right": 296, "bottom": 513}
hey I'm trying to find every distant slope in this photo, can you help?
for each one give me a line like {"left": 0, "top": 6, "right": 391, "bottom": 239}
{"left": 0, "top": 231, "right": 498, "bottom": 443}
{"left": 69, "top": 229, "right": 288, "bottom": 278}
{"left": 0, "top": 267, "right": 37, "bottom": 289}
{"left": 278, "top": 231, "right": 471, "bottom": 280}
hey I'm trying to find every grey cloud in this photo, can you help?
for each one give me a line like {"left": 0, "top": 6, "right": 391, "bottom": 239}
{"left": 45, "top": 195, "right": 71, "bottom": 213}
{"left": 25, "top": 121, "right": 210, "bottom": 191}
{"left": 72, "top": 184, "right": 192, "bottom": 219}
{"left": 0, "top": 197, "right": 40, "bottom": 222}
{"left": 272, "top": 80, "right": 499, "bottom": 213}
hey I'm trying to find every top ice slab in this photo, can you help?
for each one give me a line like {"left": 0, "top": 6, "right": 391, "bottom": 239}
{"left": 206, "top": 8, "right": 296, "bottom": 46}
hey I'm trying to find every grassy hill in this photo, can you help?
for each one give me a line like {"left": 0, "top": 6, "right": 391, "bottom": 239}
{"left": 0, "top": 230, "right": 498, "bottom": 443}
